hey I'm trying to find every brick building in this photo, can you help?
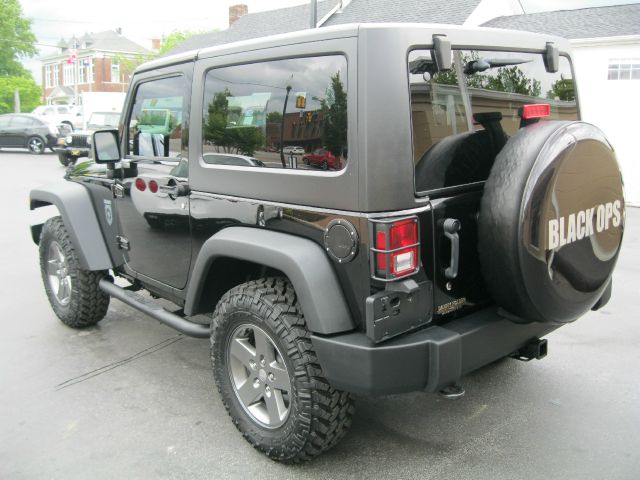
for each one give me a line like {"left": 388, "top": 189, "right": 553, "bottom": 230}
{"left": 41, "top": 30, "right": 151, "bottom": 105}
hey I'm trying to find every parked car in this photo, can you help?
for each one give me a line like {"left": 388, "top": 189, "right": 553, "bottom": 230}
{"left": 282, "top": 145, "right": 305, "bottom": 155}
{"left": 202, "top": 153, "right": 265, "bottom": 167}
{"left": 0, "top": 113, "right": 65, "bottom": 154}
{"left": 302, "top": 148, "right": 339, "bottom": 170}
{"left": 55, "top": 111, "right": 121, "bottom": 166}
{"left": 32, "top": 105, "right": 82, "bottom": 130}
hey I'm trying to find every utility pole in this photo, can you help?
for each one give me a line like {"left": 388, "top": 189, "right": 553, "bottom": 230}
{"left": 14, "top": 89, "right": 20, "bottom": 113}
{"left": 280, "top": 84, "right": 292, "bottom": 168}
{"left": 310, "top": 0, "right": 317, "bottom": 28}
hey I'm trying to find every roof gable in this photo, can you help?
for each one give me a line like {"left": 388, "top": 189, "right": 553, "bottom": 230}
{"left": 166, "top": 0, "right": 482, "bottom": 55}
{"left": 324, "top": 0, "right": 481, "bottom": 26}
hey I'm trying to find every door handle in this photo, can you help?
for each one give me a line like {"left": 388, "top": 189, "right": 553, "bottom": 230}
{"left": 443, "top": 218, "right": 461, "bottom": 280}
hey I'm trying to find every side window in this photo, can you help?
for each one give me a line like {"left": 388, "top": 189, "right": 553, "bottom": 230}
{"left": 127, "top": 75, "right": 186, "bottom": 159}
{"left": 10, "top": 116, "right": 33, "bottom": 128}
{"left": 202, "top": 55, "right": 348, "bottom": 171}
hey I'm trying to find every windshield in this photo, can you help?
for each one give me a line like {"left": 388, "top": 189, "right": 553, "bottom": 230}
{"left": 88, "top": 112, "right": 121, "bottom": 127}
{"left": 409, "top": 48, "right": 578, "bottom": 193}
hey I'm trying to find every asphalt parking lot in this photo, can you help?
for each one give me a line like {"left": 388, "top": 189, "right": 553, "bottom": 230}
{"left": 1, "top": 150, "right": 638, "bottom": 479}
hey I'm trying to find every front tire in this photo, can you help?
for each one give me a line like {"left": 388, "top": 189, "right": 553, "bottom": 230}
{"left": 57, "top": 151, "right": 70, "bottom": 166}
{"left": 28, "top": 136, "right": 45, "bottom": 154}
{"left": 211, "top": 277, "right": 354, "bottom": 462}
{"left": 39, "top": 216, "right": 110, "bottom": 328}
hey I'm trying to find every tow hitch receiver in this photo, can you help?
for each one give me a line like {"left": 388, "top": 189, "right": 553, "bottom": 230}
{"left": 511, "top": 338, "right": 548, "bottom": 361}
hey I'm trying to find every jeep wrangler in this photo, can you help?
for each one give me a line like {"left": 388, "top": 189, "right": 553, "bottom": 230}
{"left": 30, "top": 24, "right": 625, "bottom": 462}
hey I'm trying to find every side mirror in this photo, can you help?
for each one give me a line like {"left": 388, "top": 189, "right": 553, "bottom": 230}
{"left": 92, "top": 129, "right": 121, "bottom": 164}
{"left": 544, "top": 42, "right": 559, "bottom": 73}
{"left": 432, "top": 34, "right": 452, "bottom": 71}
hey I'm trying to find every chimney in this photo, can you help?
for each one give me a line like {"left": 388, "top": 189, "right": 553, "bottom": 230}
{"left": 229, "top": 4, "right": 248, "bottom": 27}
{"left": 151, "top": 38, "right": 161, "bottom": 50}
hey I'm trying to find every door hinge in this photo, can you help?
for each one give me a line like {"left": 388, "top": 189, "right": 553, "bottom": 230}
{"left": 116, "top": 235, "right": 130, "bottom": 250}
{"left": 111, "top": 183, "right": 125, "bottom": 198}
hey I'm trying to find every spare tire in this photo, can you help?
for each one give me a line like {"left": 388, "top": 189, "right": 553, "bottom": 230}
{"left": 479, "top": 121, "right": 625, "bottom": 324}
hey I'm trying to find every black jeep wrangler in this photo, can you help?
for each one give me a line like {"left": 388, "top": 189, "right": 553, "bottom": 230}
{"left": 30, "top": 24, "right": 625, "bottom": 462}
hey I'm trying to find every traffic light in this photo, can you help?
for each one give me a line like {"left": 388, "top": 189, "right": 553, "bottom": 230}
{"left": 295, "top": 93, "right": 306, "bottom": 109}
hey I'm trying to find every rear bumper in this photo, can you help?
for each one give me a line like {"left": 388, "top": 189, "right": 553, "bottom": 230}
{"left": 311, "top": 307, "right": 559, "bottom": 395}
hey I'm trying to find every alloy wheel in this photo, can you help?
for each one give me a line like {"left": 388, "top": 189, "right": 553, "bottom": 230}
{"left": 28, "top": 137, "right": 44, "bottom": 154}
{"left": 227, "top": 323, "right": 292, "bottom": 428}
{"left": 46, "top": 241, "right": 72, "bottom": 305}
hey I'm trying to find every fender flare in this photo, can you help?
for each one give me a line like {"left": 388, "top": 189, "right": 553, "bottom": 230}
{"left": 30, "top": 181, "right": 114, "bottom": 271}
{"left": 184, "top": 227, "right": 355, "bottom": 335}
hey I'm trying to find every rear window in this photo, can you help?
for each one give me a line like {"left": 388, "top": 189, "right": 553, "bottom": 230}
{"left": 409, "top": 49, "right": 577, "bottom": 193}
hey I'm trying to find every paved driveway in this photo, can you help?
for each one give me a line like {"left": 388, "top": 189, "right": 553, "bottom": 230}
{"left": 1, "top": 150, "right": 638, "bottom": 479}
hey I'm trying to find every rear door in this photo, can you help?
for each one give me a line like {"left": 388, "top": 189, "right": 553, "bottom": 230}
{"left": 5, "top": 116, "right": 32, "bottom": 147}
{"left": 408, "top": 47, "right": 578, "bottom": 321}
{"left": 115, "top": 63, "right": 193, "bottom": 289}
{"left": 0, "top": 116, "right": 11, "bottom": 146}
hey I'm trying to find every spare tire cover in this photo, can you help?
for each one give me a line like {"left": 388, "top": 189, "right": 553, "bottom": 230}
{"left": 479, "top": 121, "right": 625, "bottom": 323}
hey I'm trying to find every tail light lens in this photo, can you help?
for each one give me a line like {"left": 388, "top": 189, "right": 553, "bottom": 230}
{"left": 521, "top": 103, "right": 550, "bottom": 120}
{"left": 372, "top": 217, "right": 419, "bottom": 280}
{"left": 135, "top": 178, "right": 146, "bottom": 191}
{"left": 148, "top": 180, "right": 159, "bottom": 193}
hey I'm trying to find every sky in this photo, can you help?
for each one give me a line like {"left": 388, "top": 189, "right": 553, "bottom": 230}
{"left": 19, "top": 0, "right": 640, "bottom": 82}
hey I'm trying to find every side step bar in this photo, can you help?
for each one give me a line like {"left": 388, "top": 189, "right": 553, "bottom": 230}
{"left": 99, "top": 279, "right": 210, "bottom": 338}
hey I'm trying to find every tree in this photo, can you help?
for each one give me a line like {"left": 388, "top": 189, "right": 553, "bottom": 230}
{"left": 485, "top": 66, "right": 541, "bottom": 97}
{"left": 203, "top": 88, "right": 265, "bottom": 156}
{"left": 547, "top": 77, "right": 575, "bottom": 101}
{"left": 321, "top": 72, "right": 347, "bottom": 157}
{"left": 158, "top": 31, "right": 197, "bottom": 56}
{"left": 0, "top": 75, "right": 41, "bottom": 113}
{"left": 0, "top": 0, "right": 37, "bottom": 77}
{"left": 113, "top": 30, "right": 202, "bottom": 80}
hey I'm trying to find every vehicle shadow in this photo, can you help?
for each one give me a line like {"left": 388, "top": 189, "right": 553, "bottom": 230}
{"left": 284, "top": 356, "right": 540, "bottom": 476}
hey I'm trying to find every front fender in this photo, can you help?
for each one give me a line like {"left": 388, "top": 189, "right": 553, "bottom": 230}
{"left": 184, "top": 227, "right": 355, "bottom": 335}
{"left": 30, "top": 181, "right": 113, "bottom": 271}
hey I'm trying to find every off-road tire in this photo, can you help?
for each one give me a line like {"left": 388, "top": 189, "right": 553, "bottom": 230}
{"left": 39, "top": 216, "right": 110, "bottom": 328}
{"left": 57, "top": 151, "right": 70, "bottom": 166}
{"left": 211, "top": 277, "right": 354, "bottom": 463}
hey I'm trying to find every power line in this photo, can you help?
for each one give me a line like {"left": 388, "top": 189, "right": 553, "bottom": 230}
{"left": 28, "top": 16, "right": 212, "bottom": 25}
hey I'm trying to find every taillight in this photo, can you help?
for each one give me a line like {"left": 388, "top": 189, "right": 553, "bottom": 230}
{"left": 148, "top": 180, "right": 158, "bottom": 193}
{"left": 371, "top": 217, "right": 419, "bottom": 280}
{"left": 521, "top": 103, "right": 550, "bottom": 120}
{"left": 135, "top": 178, "right": 146, "bottom": 191}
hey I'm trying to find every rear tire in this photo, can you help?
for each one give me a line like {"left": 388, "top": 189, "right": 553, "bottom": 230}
{"left": 211, "top": 277, "right": 354, "bottom": 462}
{"left": 39, "top": 216, "right": 110, "bottom": 328}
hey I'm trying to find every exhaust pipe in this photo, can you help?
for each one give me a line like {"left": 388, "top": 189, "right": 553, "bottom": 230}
{"left": 99, "top": 279, "right": 210, "bottom": 338}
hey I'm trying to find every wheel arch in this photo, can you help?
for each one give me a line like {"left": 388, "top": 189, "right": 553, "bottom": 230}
{"left": 184, "top": 227, "right": 355, "bottom": 335}
{"left": 30, "top": 182, "right": 114, "bottom": 271}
